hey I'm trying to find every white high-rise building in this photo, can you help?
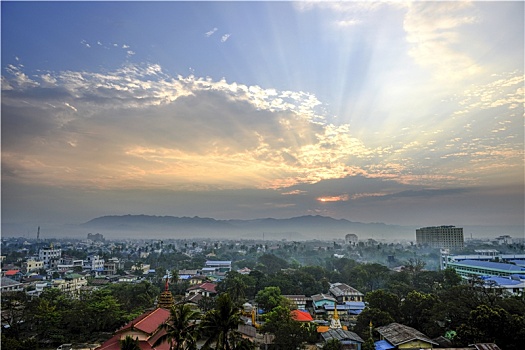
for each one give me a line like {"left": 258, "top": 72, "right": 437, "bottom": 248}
{"left": 416, "top": 226, "right": 464, "bottom": 249}
{"left": 39, "top": 247, "right": 62, "bottom": 268}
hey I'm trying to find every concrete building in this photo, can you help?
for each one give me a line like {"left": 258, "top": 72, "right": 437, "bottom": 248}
{"left": 22, "top": 259, "right": 44, "bottom": 273}
{"left": 345, "top": 234, "right": 358, "bottom": 246}
{"left": 38, "top": 247, "right": 62, "bottom": 268}
{"left": 416, "top": 225, "right": 464, "bottom": 249}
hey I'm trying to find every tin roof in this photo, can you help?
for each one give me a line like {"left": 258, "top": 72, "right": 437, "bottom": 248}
{"left": 376, "top": 323, "right": 438, "bottom": 346}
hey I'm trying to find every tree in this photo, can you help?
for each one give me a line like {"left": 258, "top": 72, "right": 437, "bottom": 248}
{"left": 323, "top": 339, "right": 342, "bottom": 350}
{"left": 153, "top": 303, "right": 199, "bottom": 350}
{"left": 200, "top": 293, "right": 242, "bottom": 350}
{"left": 456, "top": 304, "right": 525, "bottom": 350}
{"left": 365, "top": 289, "right": 401, "bottom": 321}
{"left": 260, "top": 306, "right": 309, "bottom": 349}
{"left": 255, "top": 286, "right": 285, "bottom": 313}
{"left": 217, "top": 271, "right": 248, "bottom": 306}
{"left": 257, "top": 254, "right": 288, "bottom": 274}
{"left": 354, "top": 308, "right": 394, "bottom": 340}
{"left": 400, "top": 290, "right": 440, "bottom": 337}
{"left": 120, "top": 335, "right": 140, "bottom": 350}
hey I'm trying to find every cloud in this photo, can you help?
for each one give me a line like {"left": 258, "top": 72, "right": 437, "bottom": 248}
{"left": 205, "top": 27, "right": 218, "bottom": 37}
{"left": 317, "top": 194, "right": 349, "bottom": 202}
{"left": 403, "top": 1, "right": 482, "bottom": 81}
{"left": 221, "top": 34, "right": 231, "bottom": 43}
{"left": 1, "top": 61, "right": 523, "bottom": 196}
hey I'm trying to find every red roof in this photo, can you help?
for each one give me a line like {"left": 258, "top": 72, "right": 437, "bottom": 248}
{"left": 291, "top": 310, "right": 314, "bottom": 322}
{"left": 96, "top": 308, "right": 172, "bottom": 350}
{"left": 188, "top": 282, "right": 217, "bottom": 293}
{"left": 118, "top": 308, "right": 170, "bottom": 335}
{"left": 5, "top": 270, "right": 20, "bottom": 276}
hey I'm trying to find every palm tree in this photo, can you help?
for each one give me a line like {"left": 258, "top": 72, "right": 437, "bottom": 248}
{"left": 153, "top": 303, "right": 200, "bottom": 350}
{"left": 120, "top": 335, "right": 140, "bottom": 350}
{"left": 200, "top": 293, "right": 242, "bottom": 350}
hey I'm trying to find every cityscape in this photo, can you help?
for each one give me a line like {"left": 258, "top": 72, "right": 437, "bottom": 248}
{"left": 1, "top": 1, "right": 524, "bottom": 350}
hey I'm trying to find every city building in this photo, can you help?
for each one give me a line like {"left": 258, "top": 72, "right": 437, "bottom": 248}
{"left": 329, "top": 283, "right": 364, "bottom": 303}
{"left": 22, "top": 259, "right": 44, "bottom": 273}
{"left": 345, "top": 234, "right": 358, "bottom": 246}
{"left": 416, "top": 226, "right": 464, "bottom": 249}
{"left": 441, "top": 249, "right": 525, "bottom": 270}
{"left": 39, "top": 246, "right": 62, "bottom": 268}
{"left": 204, "top": 260, "right": 232, "bottom": 272}
{"left": 376, "top": 323, "right": 438, "bottom": 349}
{"left": 444, "top": 259, "right": 525, "bottom": 279}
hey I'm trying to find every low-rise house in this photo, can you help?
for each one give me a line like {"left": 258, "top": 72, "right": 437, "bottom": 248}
{"left": 185, "top": 282, "right": 217, "bottom": 298}
{"left": 283, "top": 295, "right": 309, "bottom": 310}
{"left": 22, "top": 259, "right": 44, "bottom": 273}
{"left": 321, "top": 329, "right": 364, "bottom": 350}
{"left": 376, "top": 323, "right": 439, "bottom": 349}
{"left": 477, "top": 275, "right": 525, "bottom": 296}
{"left": 0, "top": 277, "right": 23, "bottom": 293}
{"left": 205, "top": 260, "right": 232, "bottom": 272}
{"left": 329, "top": 282, "right": 364, "bottom": 302}
{"left": 52, "top": 273, "right": 88, "bottom": 296}
{"left": 312, "top": 293, "right": 337, "bottom": 317}
{"left": 95, "top": 307, "right": 171, "bottom": 350}
{"left": 3, "top": 269, "right": 23, "bottom": 281}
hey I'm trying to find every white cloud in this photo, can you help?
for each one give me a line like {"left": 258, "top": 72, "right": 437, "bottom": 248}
{"left": 221, "top": 34, "right": 231, "bottom": 43}
{"left": 205, "top": 27, "right": 218, "bottom": 37}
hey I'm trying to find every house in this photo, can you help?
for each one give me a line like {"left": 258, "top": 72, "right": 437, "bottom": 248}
{"left": 95, "top": 308, "right": 171, "bottom": 350}
{"left": 329, "top": 283, "right": 364, "bottom": 302}
{"left": 185, "top": 282, "right": 217, "bottom": 298}
{"left": 283, "top": 295, "right": 309, "bottom": 310}
{"left": 22, "top": 259, "right": 44, "bottom": 273}
{"left": 321, "top": 328, "right": 364, "bottom": 350}
{"left": 0, "top": 277, "right": 24, "bottom": 293}
{"left": 376, "top": 323, "right": 439, "bottom": 349}
{"left": 204, "top": 260, "right": 232, "bottom": 272}
{"left": 311, "top": 293, "right": 337, "bottom": 318}
{"left": 291, "top": 309, "right": 314, "bottom": 322}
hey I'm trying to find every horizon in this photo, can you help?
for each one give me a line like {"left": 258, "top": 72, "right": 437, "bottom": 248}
{"left": 2, "top": 2, "right": 524, "bottom": 233}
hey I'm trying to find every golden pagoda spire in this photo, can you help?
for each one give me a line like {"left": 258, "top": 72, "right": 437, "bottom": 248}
{"left": 330, "top": 301, "right": 342, "bottom": 329}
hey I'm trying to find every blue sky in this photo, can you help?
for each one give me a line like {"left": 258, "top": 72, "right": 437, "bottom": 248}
{"left": 2, "top": 1, "right": 524, "bottom": 234}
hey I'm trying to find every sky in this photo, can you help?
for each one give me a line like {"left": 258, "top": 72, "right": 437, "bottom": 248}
{"left": 1, "top": 1, "right": 524, "bottom": 233}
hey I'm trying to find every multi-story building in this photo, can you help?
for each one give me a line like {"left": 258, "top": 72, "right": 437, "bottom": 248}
{"left": 103, "top": 257, "right": 122, "bottom": 275}
{"left": 38, "top": 246, "right": 62, "bottom": 268}
{"left": 22, "top": 259, "right": 44, "bottom": 273}
{"left": 416, "top": 225, "right": 464, "bottom": 249}
{"left": 345, "top": 234, "right": 358, "bottom": 246}
{"left": 84, "top": 255, "right": 105, "bottom": 275}
{"left": 329, "top": 282, "right": 364, "bottom": 303}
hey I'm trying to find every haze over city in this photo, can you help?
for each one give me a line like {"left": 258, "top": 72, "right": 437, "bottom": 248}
{"left": 1, "top": 1, "right": 524, "bottom": 237}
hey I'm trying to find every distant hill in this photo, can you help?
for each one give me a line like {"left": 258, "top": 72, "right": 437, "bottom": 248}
{"left": 81, "top": 214, "right": 415, "bottom": 240}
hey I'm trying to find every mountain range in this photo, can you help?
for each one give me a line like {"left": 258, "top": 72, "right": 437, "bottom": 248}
{"left": 80, "top": 214, "right": 415, "bottom": 241}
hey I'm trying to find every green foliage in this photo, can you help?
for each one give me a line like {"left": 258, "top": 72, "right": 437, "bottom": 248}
{"left": 364, "top": 289, "right": 401, "bottom": 321}
{"left": 400, "top": 290, "right": 440, "bottom": 337}
{"left": 354, "top": 307, "right": 394, "bottom": 340}
{"left": 255, "top": 286, "right": 285, "bottom": 313}
{"left": 323, "top": 339, "right": 342, "bottom": 350}
{"left": 153, "top": 303, "right": 199, "bottom": 350}
{"left": 200, "top": 293, "right": 243, "bottom": 350}
{"left": 456, "top": 304, "right": 525, "bottom": 350}
{"left": 120, "top": 335, "right": 140, "bottom": 350}
{"left": 261, "top": 306, "right": 309, "bottom": 350}
{"left": 257, "top": 254, "right": 289, "bottom": 274}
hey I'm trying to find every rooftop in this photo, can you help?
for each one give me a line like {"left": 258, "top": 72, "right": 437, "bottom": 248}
{"left": 450, "top": 260, "right": 525, "bottom": 272}
{"left": 376, "top": 323, "right": 438, "bottom": 347}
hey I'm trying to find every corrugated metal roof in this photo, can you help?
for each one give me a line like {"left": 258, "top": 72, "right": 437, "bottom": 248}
{"left": 471, "top": 343, "right": 502, "bottom": 350}
{"left": 452, "top": 260, "right": 525, "bottom": 272}
{"left": 321, "top": 328, "right": 364, "bottom": 343}
{"left": 376, "top": 323, "right": 438, "bottom": 346}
